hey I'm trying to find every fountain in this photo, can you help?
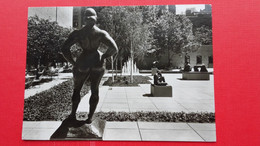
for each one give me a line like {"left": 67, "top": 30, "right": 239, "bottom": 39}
{"left": 122, "top": 59, "right": 139, "bottom": 75}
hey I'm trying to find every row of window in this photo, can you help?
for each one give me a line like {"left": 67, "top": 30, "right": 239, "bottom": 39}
{"left": 185, "top": 55, "right": 213, "bottom": 64}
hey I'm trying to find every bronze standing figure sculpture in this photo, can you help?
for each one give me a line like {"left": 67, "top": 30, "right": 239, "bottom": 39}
{"left": 61, "top": 8, "right": 118, "bottom": 124}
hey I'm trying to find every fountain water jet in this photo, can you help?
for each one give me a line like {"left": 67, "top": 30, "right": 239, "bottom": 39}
{"left": 122, "top": 59, "right": 139, "bottom": 75}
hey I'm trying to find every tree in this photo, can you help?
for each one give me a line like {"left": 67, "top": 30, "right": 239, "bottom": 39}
{"left": 98, "top": 6, "right": 130, "bottom": 81}
{"left": 152, "top": 12, "right": 199, "bottom": 67}
{"left": 27, "top": 15, "right": 70, "bottom": 70}
{"left": 98, "top": 6, "right": 153, "bottom": 82}
{"left": 194, "top": 25, "right": 212, "bottom": 45}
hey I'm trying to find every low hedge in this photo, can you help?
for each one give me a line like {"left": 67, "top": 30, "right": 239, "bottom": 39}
{"left": 103, "top": 75, "right": 152, "bottom": 86}
{"left": 78, "top": 111, "right": 215, "bottom": 123}
{"left": 23, "top": 79, "right": 89, "bottom": 121}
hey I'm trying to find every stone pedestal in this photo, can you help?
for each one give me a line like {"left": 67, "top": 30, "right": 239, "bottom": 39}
{"left": 151, "top": 68, "right": 158, "bottom": 76}
{"left": 182, "top": 72, "right": 210, "bottom": 80}
{"left": 50, "top": 118, "right": 106, "bottom": 140}
{"left": 151, "top": 84, "right": 172, "bottom": 97}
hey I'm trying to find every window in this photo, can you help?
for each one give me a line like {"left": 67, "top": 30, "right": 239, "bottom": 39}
{"left": 196, "top": 55, "right": 202, "bottom": 64}
{"left": 209, "top": 56, "right": 213, "bottom": 64}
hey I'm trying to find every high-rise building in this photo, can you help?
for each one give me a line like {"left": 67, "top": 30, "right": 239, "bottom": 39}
{"left": 199, "top": 4, "right": 212, "bottom": 14}
{"left": 158, "top": 5, "right": 176, "bottom": 14}
{"left": 168, "top": 5, "right": 176, "bottom": 14}
{"left": 28, "top": 7, "right": 73, "bottom": 28}
{"left": 73, "top": 7, "right": 86, "bottom": 29}
{"left": 205, "top": 5, "right": 212, "bottom": 13}
{"left": 185, "top": 8, "right": 197, "bottom": 16}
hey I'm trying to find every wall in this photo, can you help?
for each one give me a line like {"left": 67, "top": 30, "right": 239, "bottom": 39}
{"left": 136, "top": 45, "right": 213, "bottom": 69}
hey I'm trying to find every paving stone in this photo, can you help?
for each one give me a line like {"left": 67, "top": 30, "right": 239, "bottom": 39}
{"left": 126, "top": 94, "right": 143, "bottom": 98}
{"left": 100, "top": 108, "right": 130, "bottom": 112}
{"left": 140, "top": 129, "right": 204, "bottom": 141}
{"left": 106, "top": 93, "right": 127, "bottom": 98}
{"left": 152, "top": 102, "right": 183, "bottom": 109}
{"left": 157, "top": 108, "right": 189, "bottom": 112}
{"left": 103, "top": 129, "right": 141, "bottom": 141}
{"left": 23, "top": 121, "right": 61, "bottom": 129}
{"left": 104, "top": 98, "right": 128, "bottom": 103}
{"left": 127, "top": 98, "right": 152, "bottom": 103}
{"left": 129, "top": 108, "right": 159, "bottom": 112}
{"left": 196, "top": 130, "right": 216, "bottom": 142}
{"left": 22, "top": 129, "right": 56, "bottom": 140}
{"left": 106, "top": 122, "right": 138, "bottom": 129}
{"left": 128, "top": 102, "right": 157, "bottom": 109}
{"left": 188, "top": 123, "right": 216, "bottom": 131}
{"left": 138, "top": 122, "right": 191, "bottom": 130}
{"left": 102, "top": 103, "right": 128, "bottom": 109}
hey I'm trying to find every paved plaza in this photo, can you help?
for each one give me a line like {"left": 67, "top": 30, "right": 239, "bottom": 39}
{"left": 78, "top": 73, "right": 215, "bottom": 113}
{"left": 23, "top": 73, "right": 216, "bottom": 141}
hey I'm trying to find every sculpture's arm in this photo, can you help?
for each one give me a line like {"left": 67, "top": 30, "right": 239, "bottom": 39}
{"left": 61, "top": 31, "right": 78, "bottom": 66}
{"left": 100, "top": 30, "right": 118, "bottom": 61}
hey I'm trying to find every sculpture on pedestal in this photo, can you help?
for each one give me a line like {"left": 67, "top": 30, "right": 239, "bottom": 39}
{"left": 52, "top": 8, "right": 118, "bottom": 140}
{"left": 154, "top": 71, "right": 167, "bottom": 86}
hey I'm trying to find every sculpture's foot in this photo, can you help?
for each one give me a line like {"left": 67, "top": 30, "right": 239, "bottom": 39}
{"left": 85, "top": 118, "right": 92, "bottom": 124}
{"left": 67, "top": 114, "right": 77, "bottom": 122}
{"left": 50, "top": 117, "right": 106, "bottom": 140}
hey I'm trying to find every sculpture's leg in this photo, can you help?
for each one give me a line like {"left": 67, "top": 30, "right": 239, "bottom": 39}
{"left": 86, "top": 67, "right": 105, "bottom": 124}
{"left": 68, "top": 67, "right": 90, "bottom": 120}
{"left": 161, "top": 77, "right": 166, "bottom": 83}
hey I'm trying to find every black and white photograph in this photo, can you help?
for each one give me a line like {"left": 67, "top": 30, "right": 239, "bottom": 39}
{"left": 22, "top": 4, "right": 215, "bottom": 141}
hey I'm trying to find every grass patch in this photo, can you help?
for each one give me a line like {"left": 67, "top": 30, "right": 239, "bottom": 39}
{"left": 23, "top": 79, "right": 90, "bottom": 121}
{"left": 103, "top": 75, "right": 152, "bottom": 86}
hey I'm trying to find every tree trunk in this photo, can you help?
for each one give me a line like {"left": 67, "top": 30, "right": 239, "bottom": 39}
{"left": 120, "top": 59, "right": 122, "bottom": 77}
{"left": 168, "top": 47, "right": 170, "bottom": 67}
{"left": 111, "top": 56, "right": 114, "bottom": 83}
{"left": 130, "top": 41, "right": 133, "bottom": 83}
{"left": 115, "top": 58, "right": 118, "bottom": 78}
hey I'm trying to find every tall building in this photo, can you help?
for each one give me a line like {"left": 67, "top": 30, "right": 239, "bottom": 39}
{"left": 28, "top": 7, "right": 73, "bottom": 28}
{"left": 168, "top": 5, "right": 176, "bottom": 14}
{"left": 199, "top": 4, "right": 212, "bottom": 14}
{"left": 158, "top": 5, "right": 176, "bottom": 14}
{"left": 73, "top": 7, "right": 86, "bottom": 29}
{"left": 185, "top": 8, "right": 198, "bottom": 16}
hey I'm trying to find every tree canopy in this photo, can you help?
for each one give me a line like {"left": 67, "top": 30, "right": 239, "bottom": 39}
{"left": 27, "top": 15, "right": 70, "bottom": 69}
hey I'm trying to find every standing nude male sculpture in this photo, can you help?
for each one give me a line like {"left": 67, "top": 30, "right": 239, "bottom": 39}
{"left": 61, "top": 8, "right": 118, "bottom": 124}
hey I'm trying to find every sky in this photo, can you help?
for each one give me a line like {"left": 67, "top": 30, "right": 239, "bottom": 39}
{"left": 176, "top": 4, "right": 206, "bottom": 14}
{"left": 28, "top": 7, "right": 73, "bottom": 28}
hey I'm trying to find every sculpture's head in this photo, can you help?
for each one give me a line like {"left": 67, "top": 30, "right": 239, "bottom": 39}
{"left": 84, "top": 8, "right": 97, "bottom": 27}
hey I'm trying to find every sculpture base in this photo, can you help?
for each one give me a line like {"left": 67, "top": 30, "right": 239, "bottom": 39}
{"left": 151, "top": 84, "right": 172, "bottom": 97}
{"left": 182, "top": 72, "right": 210, "bottom": 80}
{"left": 50, "top": 118, "right": 106, "bottom": 140}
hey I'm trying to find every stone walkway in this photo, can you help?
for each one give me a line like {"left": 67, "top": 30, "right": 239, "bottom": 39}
{"left": 78, "top": 74, "right": 215, "bottom": 113}
{"left": 22, "top": 121, "right": 216, "bottom": 141}
{"left": 24, "top": 73, "right": 72, "bottom": 99}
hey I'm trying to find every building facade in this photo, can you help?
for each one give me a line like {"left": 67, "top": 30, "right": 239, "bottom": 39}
{"left": 136, "top": 45, "right": 213, "bottom": 70}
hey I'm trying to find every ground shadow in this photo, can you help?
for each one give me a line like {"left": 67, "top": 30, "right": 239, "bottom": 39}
{"left": 143, "top": 93, "right": 153, "bottom": 97}
{"left": 50, "top": 118, "right": 88, "bottom": 140}
{"left": 50, "top": 117, "right": 105, "bottom": 140}
{"left": 177, "top": 78, "right": 209, "bottom": 81}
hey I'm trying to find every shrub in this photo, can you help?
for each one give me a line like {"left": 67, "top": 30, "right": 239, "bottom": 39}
{"left": 103, "top": 75, "right": 152, "bottom": 86}
{"left": 23, "top": 79, "right": 89, "bottom": 121}
{"left": 80, "top": 111, "right": 215, "bottom": 123}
